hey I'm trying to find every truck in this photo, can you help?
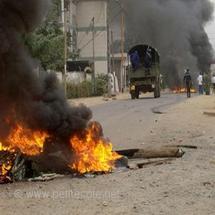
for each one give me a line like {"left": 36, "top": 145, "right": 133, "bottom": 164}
{"left": 128, "top": 44, "right": 161, "bottom": 99}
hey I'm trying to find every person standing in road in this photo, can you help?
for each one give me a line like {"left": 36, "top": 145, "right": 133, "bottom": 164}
{"left": 211, "top": 73, "right": 215, "bottom": 94}
{"left": 197, "top": 73, "right": 203, "bottom": 94}
{"left": 183, "top": 69, "right": 192, "bottom": 98}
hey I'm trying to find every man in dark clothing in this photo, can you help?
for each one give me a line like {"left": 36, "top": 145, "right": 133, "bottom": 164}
{"left": 130, "top": 51, "right": 140, "bottom": 70}
{"left": 183, "top": 69, "right": 192, "bottom": 98}
{"left": 144, "top": 47, "right": 152, "bottom": 69}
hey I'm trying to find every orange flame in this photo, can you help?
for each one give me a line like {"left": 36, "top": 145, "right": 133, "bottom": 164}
{"left": 0, "top": 142, "right": 10, "bottom": 152}
{"left": 190, "top": 88, "right": 197, "bottom": 93}
{"left": 0, "top": 120, "right": 121, "bottom": 177}
{"left": 1, "top": 161, "right": 13, "bottom": 176}
{"left": 0, "top": 143, "right": 13, "bottom": 177}
{"left": 1, "top": 124, "right": 49, "bottom": 156}
{"left": 172, "top": 87, "right": 186, "bottom": 93}
{"left": 0, "top": 123, "right": 49, "bottom": 179}
{"left": 172, "top": 87, "right": 196, "bottom": 94}
{"left": 69, "top": 122, "right": 122, "bottom": 174}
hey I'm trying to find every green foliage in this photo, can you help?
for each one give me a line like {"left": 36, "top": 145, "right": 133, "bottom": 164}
{"left": 67, "top": 75, "right": 108, "bottom": 99}
{"left": 203, "top": 73, "right": 211, "bottom": 95}
{"left": 94, "top": 74, "right": 108, "bottom": 96}
{"left": 47, "top": 0, "right": 62, "bottom": 22}
{"left": 25, "top": 0, "right": 64, "bottom": 71}
{"left": 67, "top": 81, "right": 92, "bottom": 99}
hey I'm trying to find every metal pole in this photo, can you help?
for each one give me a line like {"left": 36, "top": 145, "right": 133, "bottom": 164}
{"left": 61, "top": 0, "right": 67, "bottom": 96}
{"left": 92, "top": 17, "right": 96, "bottom": 95}
{"left": 111, "top": 30, "right": 116, "bottom": 73}
{"left": 120, "top": 6, "right": 125, "bottom": 93}
{"left": 61, "top": 0, "right": 65, "bottom": 31}
{"left": 107, "top": 0, "right": 111, "bottom": 74}
{"left": 111, "top": 30, "right": 116, "bottom": 94}
{"left": 107, "top": 0, "right": 112, "bottom": 97}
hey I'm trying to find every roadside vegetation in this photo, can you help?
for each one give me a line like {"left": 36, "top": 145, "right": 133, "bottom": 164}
{"left": 24, "top": 0, "right": 64, "bottom": 71}
{"left": 24, "top": 0, "right": 108, "bottom": 99}
{"left": 67, "top": 75, "right": 108, "bottom": 98}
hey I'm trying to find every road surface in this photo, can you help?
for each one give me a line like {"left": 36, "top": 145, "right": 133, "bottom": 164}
{"left": 3, "top": 93, "right": 215, "bottom": 215}
{"left": 91, "top": 93, "right": 186, "bottom": 149}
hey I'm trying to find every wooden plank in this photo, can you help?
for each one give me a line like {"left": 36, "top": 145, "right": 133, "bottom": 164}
{"left": 116, "top": 147, "right": 185, "bottom": 159}
{"left": 164, "top": 145, "right": 197, "bottom": 149}
{"left": 203, "top": 111, "right": 215, "bottom": 116}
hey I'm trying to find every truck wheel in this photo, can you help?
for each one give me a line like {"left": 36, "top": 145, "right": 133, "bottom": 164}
{"left": 136, "top": 90, "right": 139, "bottom": 99}
{"left": 154, "top": 82, "right": 160, "bottom": 98}
{"left": 154, "top": 87, "right": 160, "bottom": 98}
{"left": 158, "top": 88, "right": 161, "bottom": 98}
{"left": 157, "top": 88, "right": 161, "bottom": 98}
{"left": 154, "top": 89, "right": 158, "bottom": 98}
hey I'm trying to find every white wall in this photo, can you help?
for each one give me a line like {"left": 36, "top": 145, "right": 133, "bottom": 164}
{"left": 211, "top": 64, "right": 215, "bottom": 75}
{"left": 76, "top": 0, "right": 108, "bottom": 75}
{"left": 95, "top": 61, "right": 108, "bottom": 74}
{"left": 76, "top": 1, "right": 107, "bottom": 27}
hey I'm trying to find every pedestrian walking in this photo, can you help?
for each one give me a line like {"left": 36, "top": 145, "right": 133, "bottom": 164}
{"left": 197, "top": 73, "right": 203, "bottom": 94}
{"left": 183, "top": 69, "right": 192, "bottom": 98}
{"left": 212, "top": 73, "right": 215, "bottom": 94}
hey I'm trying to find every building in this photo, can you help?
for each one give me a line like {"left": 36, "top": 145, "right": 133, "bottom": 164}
{"left": 64, "top": 0, "right": 127, "bottom": 92}
{"left": 111, "top": 53, "right": 128, "bottom": 91}
{"left": 67, "top": 0, "right": 109, "bottom": 75}
{"left": 210, "top": 60, "right": 215, "bottom": 75}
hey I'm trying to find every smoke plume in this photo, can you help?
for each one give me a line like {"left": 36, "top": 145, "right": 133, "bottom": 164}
{"left": 0, "top": 0, "right": 92, "bottom": 140}
{"left": 111, "top": 0, "right": 214, "bottom": 87}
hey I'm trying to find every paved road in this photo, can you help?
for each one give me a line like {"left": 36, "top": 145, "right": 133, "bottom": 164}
{"left": 91, "top": 93, "right": 187, "bottom": 149}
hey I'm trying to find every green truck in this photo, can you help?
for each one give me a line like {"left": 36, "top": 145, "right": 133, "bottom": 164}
{"left": 128, "top": 44, "right": 161, "bottom": 99}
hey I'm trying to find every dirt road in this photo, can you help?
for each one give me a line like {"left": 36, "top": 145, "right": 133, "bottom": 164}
{"left": 91, "top": 93, "right": 186, "bottom": 149}
{"left": 1, "top": 93, "right": 215, "bottom": 215}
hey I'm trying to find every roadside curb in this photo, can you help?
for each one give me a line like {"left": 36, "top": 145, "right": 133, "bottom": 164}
{"left": 68, "top": 93, "right": 130, "bottom": 107}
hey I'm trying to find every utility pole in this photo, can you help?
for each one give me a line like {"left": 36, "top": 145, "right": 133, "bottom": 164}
{"left": 107, "top": 0, "right": 112, "bottom": 97}
{"left": 120, "top": 1, "right": 125, "bottom": 93}
{"left": 111, "top": 30, "right": 116, "bottom": 94}
{"left": 61, "top": 0, "right": 65, "bottom": 31}
{"left": 107, "top": 0, "right": 111, "bottom": 74}
{"left": 92, "top": 17, "right": 96, "bottom": 95}
{"left": 111, "top": 30, "right": 116, "bottom": 74}
{"left": 61, "top": 0, "right": 67, "bottom": 96}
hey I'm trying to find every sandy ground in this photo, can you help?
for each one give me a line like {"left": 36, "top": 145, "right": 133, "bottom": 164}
{"left": 69, "top": 93, "right": 131, "bottom": 107}
{"left": 0, "top": 94, "right": 215, "bottom": 215}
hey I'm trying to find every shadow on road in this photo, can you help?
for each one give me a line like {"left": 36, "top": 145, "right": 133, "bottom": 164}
{"left": 122, "top": 94, "right": 169, "bottom": 101}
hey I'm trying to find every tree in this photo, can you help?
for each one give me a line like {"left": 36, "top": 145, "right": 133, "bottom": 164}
{"left": 25, "top": 0, "right": 65, "bottom": 71}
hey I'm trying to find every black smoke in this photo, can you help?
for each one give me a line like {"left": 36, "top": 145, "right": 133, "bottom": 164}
{"left": 0, "top": 0, "right": 92, "bottom": 141}
{"left": 110, "top": 0, "right": 214, "bottom": 87}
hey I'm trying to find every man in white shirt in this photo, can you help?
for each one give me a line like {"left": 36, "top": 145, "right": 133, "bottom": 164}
{"left": 197, "top": 73, "right": 203, "bottom": 94}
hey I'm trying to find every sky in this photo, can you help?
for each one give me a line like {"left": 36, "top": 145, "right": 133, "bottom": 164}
{"left": 205, "top": 0, "right": 215, "bottom": 52}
